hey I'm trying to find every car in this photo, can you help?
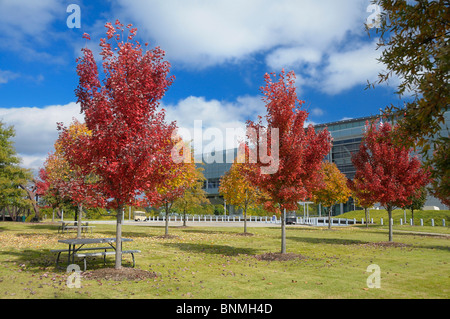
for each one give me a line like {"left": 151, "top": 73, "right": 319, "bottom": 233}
{"left": 133, "top": 211, "right": 147, "bottom": 221}
{"left": 286, "top": 212, "right": 297, "bottom": 225}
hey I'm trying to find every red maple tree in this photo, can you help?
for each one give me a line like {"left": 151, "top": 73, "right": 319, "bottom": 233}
{"left": 245, "top": 70, "right": 332, "bottom": 253}
{"left": 351, "top": 120, "right": 430, "bottom": 241}
{"left": 61, "top": 20, "right": 176, "bottom": 268}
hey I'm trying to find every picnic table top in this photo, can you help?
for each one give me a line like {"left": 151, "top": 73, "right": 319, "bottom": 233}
{"left": 58, "top": 237, "right": 133, "bottom": 245}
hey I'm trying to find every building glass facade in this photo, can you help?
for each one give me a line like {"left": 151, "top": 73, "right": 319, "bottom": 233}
{"left": 195, "top": 148, "right": 238, "bottom": 205}
{"left": 197, "top": 112, "right": 449, "bottom": 215}
{"left": 315, "top": 116, "right": 375, "bottom": 182}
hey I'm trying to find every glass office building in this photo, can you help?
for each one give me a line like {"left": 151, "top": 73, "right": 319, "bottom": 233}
{"left": 195, "top": 148, "right": 239, "bottom": 208}
{"left": 197, "top": 112, "right": 449, "bottom": 215}
{"left": 314, "top": 116, "right": 377, "bottom": 214}
{"left": 314, "top": 115, "right": 376, "bottom": 181}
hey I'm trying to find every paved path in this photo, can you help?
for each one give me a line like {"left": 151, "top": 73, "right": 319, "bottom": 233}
{"left": 88, "top": 220, "right": 302, "bottom": 228}
{"left": 393, "top": 229, "right": 450, "bottom": 237}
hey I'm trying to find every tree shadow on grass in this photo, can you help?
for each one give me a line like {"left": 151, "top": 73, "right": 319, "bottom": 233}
{"left": 0, "top": 248, "right": 136, "bottom": 273}
{"left": 286, "top": 236, "right": 368, "bottom": 246}
{"left": 179, "top": 228, "right": 241, "bottom": 236}
{"left": 288, "top": 234, "right": 450, "bottom": 252}
{"left": 96, "top": 229, "right": 158, "bottom": 239}
{"left": 23, "top": 224, "right": 60, "bottom": 231}
{"left": 162, "top": 242, "right": 259, "bottom": 256}
{"left": 0, "top": 249, "right": 56, "bottom": 272}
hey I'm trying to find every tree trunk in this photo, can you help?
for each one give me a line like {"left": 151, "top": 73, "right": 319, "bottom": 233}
{"left": 19, "top": 183, "right": 40, "bottom": 220}
{"left": 183, "top": 208, "right": 187, "bottom": 227}
{"left": 165, "top": 203, "right": 169, "bottom": 236}
{"left": 328, "top": 206, "right": 333, "bottom": 230}
{"left": 281, "top": 208, "right": 286, "bottom": 254}
{"left": 243, "top": 205, "right": 247, "bottom": 234}
{"left": 56, "top": 207, "right": 62, "bottom": 219}
{"left": 388, "top": 206, "right": 393, "bottom": 242}
{"left": 115, "top": 204, "right": 124, "bottom": 269}
{"left": 365, "top": 207, "right": 369, "bottom": 229}
{"left": 411, "top": 209, "right": 414, "bottom": 225}
{"left": 77, "top": 203, "right": 83, "bottom": 239}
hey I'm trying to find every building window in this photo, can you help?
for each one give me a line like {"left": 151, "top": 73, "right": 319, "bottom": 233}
{"left": 207, "top": 178, "right": 220, "bottom": 189}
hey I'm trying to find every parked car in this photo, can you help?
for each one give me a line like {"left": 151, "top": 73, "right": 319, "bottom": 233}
{"left": 286, "top": 212, "right": 297, "bottom": 225}
{"left": 133, "top": 211, "right": 148, "bottom": 221}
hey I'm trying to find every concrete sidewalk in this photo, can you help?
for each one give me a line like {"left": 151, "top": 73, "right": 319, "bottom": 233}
{"left": 88, "top": 220, "right": 300, "bottom": 228}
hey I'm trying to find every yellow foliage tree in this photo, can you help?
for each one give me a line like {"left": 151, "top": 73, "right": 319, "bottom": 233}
{"left": 312, "top": 161, "right": 351, "bottom": 229}
{"left": 146, "top": 139, "right": 199, "bottom": 236}
{"left": 219, "top": 157, "right": 263, "bottom": 234}
{"left": 173, "top": 164, "right": 209, "bottom": 226}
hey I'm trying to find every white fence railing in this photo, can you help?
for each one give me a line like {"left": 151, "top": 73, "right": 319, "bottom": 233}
{"left": 146, "top": 215, "right": 447, "bottom": 227}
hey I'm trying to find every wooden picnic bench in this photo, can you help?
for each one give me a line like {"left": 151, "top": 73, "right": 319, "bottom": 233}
{"left": 57, "top": 221, "right": 95, "bottom": 234}
{"left": 58, "top": 225, "right": 95, "bottom": 234}
{"left": 51, "top": 246, "right": 114, "bottom": 268}
{"left": 51, "top": 237, "right": 140, "bottom": 271}
{"left": 74, "top": 250, "right": 141, "bottom": 271}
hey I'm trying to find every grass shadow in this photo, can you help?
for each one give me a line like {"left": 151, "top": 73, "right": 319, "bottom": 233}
{"left": 94, "top": 229, "right": 156, "bottom": 239}
{"left": 25, "top": 224, "right": 62, "bottom": 231}
{"left": 0, "top": 249, "right": 56, "bottom": 272}
{"left": 179, "top": 228, "right": 240, "bottom": 236}
{"left": 287, "top": 236, "right": 368, "bottom": 246}
{"left": 162, "top": 242, "right": 259, "bottom": 256}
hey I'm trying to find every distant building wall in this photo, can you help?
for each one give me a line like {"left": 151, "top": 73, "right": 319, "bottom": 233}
{"left": 196, "top": 112, "right": 449, "bottom": 214}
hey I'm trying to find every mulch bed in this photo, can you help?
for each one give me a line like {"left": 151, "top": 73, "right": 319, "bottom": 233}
{"left": 83, "top": 268, "right": 157, "bottom": 281}
{"left": 254, "top": 252, "right": 307, "bottom": 261}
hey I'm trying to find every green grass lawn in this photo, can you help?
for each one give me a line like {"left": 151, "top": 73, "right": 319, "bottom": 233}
{"left": 0, "top": 221, "right": 448, "bottom": 299}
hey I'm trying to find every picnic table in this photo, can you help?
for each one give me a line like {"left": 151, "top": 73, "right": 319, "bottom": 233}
{"left": 57, "top": 221, "right": 95, "bottom": 234}
{"left": 52, "top": 237, "right": 140, "bottom": 271}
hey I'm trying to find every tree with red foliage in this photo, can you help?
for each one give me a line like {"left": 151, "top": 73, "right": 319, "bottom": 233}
{"left": 61, "top": 20, "right": 176, "bottom": 268}
{"left": 351, "top": 120, "right": 430, "bottom": 242}
{"left": 245, "top": 70, "right": 332, "bottom": 254}
{"left": 349, "top": 178, "right": 376, "bottom": 229}
{"left": 36, "top": 160, "right": 68, "bottom": 221}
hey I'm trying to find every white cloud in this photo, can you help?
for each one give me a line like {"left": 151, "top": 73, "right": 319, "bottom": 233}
{"left": 0, "top": 97, "right": 264, "bottom": 170}
{"left": 115, "top": 0, "right": 369, "bottom": 69}
{"left": 0, "top": 0, "right": 66, "bottom": 63}
{"left": 0, "top": 0, "right": 62, "bottom": 36}
{"left": 266, "top": 47, "right": 322, "bottom": 71}
{"left": 0, "top": 102, "right": 83, "bottom": 171}
{"left": 164, "top": 95, "right": 265, "bottom": 154}
{"left": 112, "top": 0, "right": 399, "bottom": 96}
{"left": 311, "top": 108, "right": 324, "bottom": 117}
{"left": 0, "top": 95, "right": 322, "bottom": 171}
{"left": 0, "top": 70, "right": 20, "bottom": 85}
{"left": 163, "top": 94, "right": 320, "bottom": 156}
{"left": 320, "top": 40, "right": 383, "bottom": 94}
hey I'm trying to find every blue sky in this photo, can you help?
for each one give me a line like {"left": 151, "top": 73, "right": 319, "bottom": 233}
{"left": 0, "top": 0, "right": 405, "bottom": 171}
